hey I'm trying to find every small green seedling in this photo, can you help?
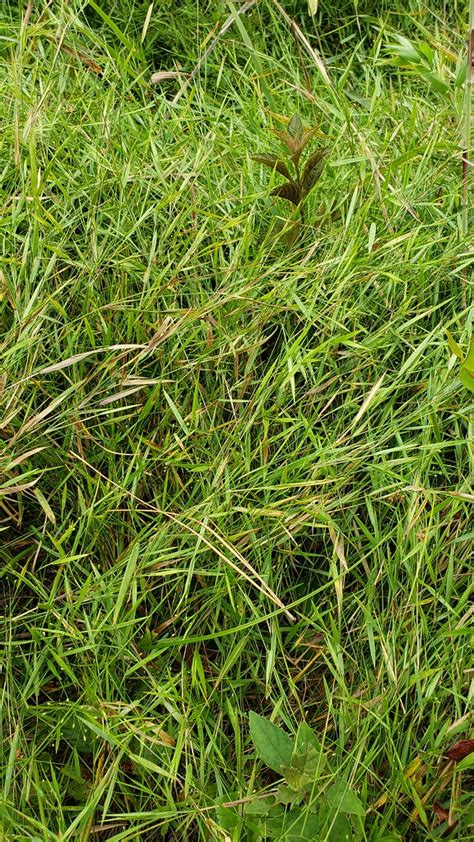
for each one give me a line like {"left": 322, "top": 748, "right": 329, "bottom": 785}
{"left": 383, "top": 33, "right": 466, "bottom": 95}
{"left": 217, "top": 713, "right": 371, "bottom": 841}
{"left": 252, "top": 112, "right": 329, "bottom": 243}
{"left": 446, "top": 330, "right": 474, "bottom": 393}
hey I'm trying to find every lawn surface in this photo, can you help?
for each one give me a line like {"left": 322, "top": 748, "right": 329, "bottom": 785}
{"left": 1, "top": 1, "right": 473, "bottom": 840}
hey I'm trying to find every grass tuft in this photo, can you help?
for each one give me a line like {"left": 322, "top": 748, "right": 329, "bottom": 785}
{"left": 1, "top": 1, "right": 472, "bottom": 840}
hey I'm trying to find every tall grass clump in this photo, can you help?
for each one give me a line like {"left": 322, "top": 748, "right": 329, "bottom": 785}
{"left": 0, "top": 1, "right": 472, "bottom": 840}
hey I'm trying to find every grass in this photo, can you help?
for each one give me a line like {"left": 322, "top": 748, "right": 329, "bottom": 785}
{"left": 0, "top": 1, "right": 473, "bottom": 840}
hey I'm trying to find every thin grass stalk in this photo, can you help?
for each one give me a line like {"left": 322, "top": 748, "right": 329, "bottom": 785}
{"left": 464, "top": 3, "right": 474, "bottom": 473}
{"left": 462, "top": 1, "right": 474, "bottom": 239}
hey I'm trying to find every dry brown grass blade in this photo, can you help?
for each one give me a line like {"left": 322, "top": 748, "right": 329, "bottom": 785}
{"left": 15, "top": 392, "right": 71, "bottom": 440}
{"left": 22, "top": 0, "right": 34, "bottom": 28}
{"left": 150, "top": 70, "right": 186, "bottom": 85}
{"left": 58, "top": 42, "right": 103, "bottom": 75}
{"left": 98, "top": 386, "right": 144, "bottom": 406}
{"left": 8, "top": 345, "right": 147, "bottom": 386}
{"left": 329, "top": 524, "right": 348, "bottom": 620}
{"left": 4, "top": 446, "right": 48, "bottom": 470}
{"left": 0, "top": 478, "right": 39, "bottom": 497}
{"left": 336, "top": 374, "right": 385, "bottom": 444}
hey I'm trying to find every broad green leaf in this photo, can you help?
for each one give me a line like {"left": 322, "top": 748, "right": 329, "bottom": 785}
{"left": 325, "top": 780, "right": 365, "bottom": 817}
{"left": 417, "top": 41, "right": 434, "bottom": 64}
{"left": 386, "top": 36, "right": 449, "bottom": 94}
{"left": 291, "top": 725, "right": 315, "bottom": 770}
{"left": 301, "top": 148, "right": 328, "bottom": 197}
{"left": 251, "top": 153, "right": 292, "bottom": 180}
{"left": 261, "top": 803, "right": 286, "bottom": 837}
{"left": 375, "top": 836, "right": 402, "bottom": 841}
{"left": 216, "top": 804, "right": 239, "bottom": 831}
{"left": 281, "top": 764, "right": 306, "bottom": 791}
{"left": 387, "top": 39, "right": 423, "bottom": 66}
{"left": 265, "top": 812, "right": 286, "bottom": 838}
{"left": 457, "top": 369, "right": 474, "bottom": 392}
{"left": 388, "top": 35, "right": 425, "bottom": 65}
{"left": 267, "top": 807, "right": 321, "bottom": 840}
{"left": 455, "top": 57, "right": 467, "bottom": 88}
{"left": 419, "top": 69, "right": 450, "bottom": 95}
{"left": 284, "top": 808, "right": 321, "bottom": 841}
{"left": 244, "top": 797, "right": 275, "bottom": 816}
{"left": 446, "top": 330, "right": 464, "bottom": 360}
{"left": 460, "top": 337, "right": 474, "bottom": 393}
{"left": 288, "top": 113, "right": 304, "bottom": 142}
{"left": 271, "top": 182, "right": 300, "bottom": 205}
{"left": 328, "top": 813, "right": 352, "bottom": 841}
{"left": 276, "top": 783, "right": 301, "bottom": 805}
{"left": 463, "top": 800, "right": 474, "bottom": 825}
{"left": 291, "top": 723, "right": 325, "bottom": 778}
{"left": 457, "top": 753, "right": 474, "bottom": 771}
{"left": 462, "top": 336, "right": 474, "bottom": 370}
{"left": 249, "top": 712, "right": 294, "bottom": 772}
